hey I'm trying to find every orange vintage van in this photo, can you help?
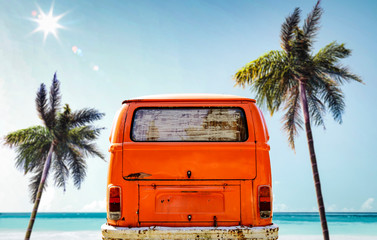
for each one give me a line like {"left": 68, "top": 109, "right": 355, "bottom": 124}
{"left": 101, "top": 94, "right": 278, "bottom": 240}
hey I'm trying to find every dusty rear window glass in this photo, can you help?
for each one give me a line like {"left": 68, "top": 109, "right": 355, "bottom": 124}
{"left": 131, "top": 108, "right": 247, "bottom": 142}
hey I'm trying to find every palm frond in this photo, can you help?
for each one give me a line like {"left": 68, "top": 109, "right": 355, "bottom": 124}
{"left": 4, "top": 126, "right": 52, "bottom": 173}
{"left": 4, "top": 126, "right": 49, "bottom": 148}
{"left": 78, "top": 142, "right": 105, "bottom": 160}
{"left": 303, "top": 0, "right": 322, "bottom": 40}
{"left": 314, "top": 42, "right": 351, "bottom": 63}
{"left": 282, "top": 86, "right": 303, "bottom": 150}
{"left": 234, "top": 51, "right": 285, "bottom": 86}
{"left": 67, "top": 126, "right": 105, "bottom": 160}
{"left": 313, "top": 43, "right": 362, "bottom": 84}
{"left": 67, "top": 146, "right": 87, "bottom": 189}
{"left": 71, "top": 108, "right": 105, "bottom": 127}
{"left": 68, "top": 126, "right": 103, "bottom": 141}
{"left": 280, "top": 7, "right": 301, "bottom": 53}
{"left": 307, "top": 91, "right": 326, "bottom": 128}
{"left": 36, "top": 84, "right": 49, "bottom": 126}
{"left": 234, "top": 50, "right": 290, "bottom": 113}
{"left": 290, "top": 29, "right": 311, "bottom": 65}
{"left": 53, "top": 104, "right": 72, "bottom": 141}
{"left": 15, "top": 140, "right": 51, "bottom": 174}
{"left": 322, "top": 65, "right": 363, "bottom": 84}
{"left": 52, "top": 149, "right": 69, "bottom": 191}
{"left": 29, "top": 165, "right": 47, "bottom": 203}
{"left": 68, "top": 130, "right": 105, "bottom": 160}
{"left": 319, "top": 77, "right": 345, "bottom": 123}
{"left": 46, "top": 73, "right": 61, "bottom": 129}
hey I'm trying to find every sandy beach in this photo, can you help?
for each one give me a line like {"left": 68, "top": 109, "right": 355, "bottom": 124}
{"left": 1, "top": 231, "right": 377, "bottom": 240}
{"left": 0, "top": 231, "right": 101, "bottom": 240}
{"left": 279, "top": 236, "right": 377, "bottom": 240}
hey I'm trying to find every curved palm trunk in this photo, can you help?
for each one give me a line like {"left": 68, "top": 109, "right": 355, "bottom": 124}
{"left": 24, "top": 143, "right": 55, "bottom": 240}
{"left": 299, "top": 80, "right": 330, "bottom": 240}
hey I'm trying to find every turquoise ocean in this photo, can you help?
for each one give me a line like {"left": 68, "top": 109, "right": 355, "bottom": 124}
{"left": 1, "top": 212, "right": 377, "bottom": 239}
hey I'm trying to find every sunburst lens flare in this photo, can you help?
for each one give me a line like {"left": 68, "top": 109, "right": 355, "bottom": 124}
{"left": 72, "top": 46, "right": 78, "bottom": 54}
{"left": 76, "top": 48, "right": 83, "bottom": 56}
{"left": 32, "top": 5, "right": 66, "bottom": 41}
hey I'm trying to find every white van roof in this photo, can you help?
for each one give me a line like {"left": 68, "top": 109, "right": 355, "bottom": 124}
{"left": 123, "top": 94, "right": 256, "bottom": 103}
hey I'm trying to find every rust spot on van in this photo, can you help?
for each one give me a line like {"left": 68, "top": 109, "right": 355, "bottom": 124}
{"left": 125, "top": 172, "right": 151, "bottom": 179}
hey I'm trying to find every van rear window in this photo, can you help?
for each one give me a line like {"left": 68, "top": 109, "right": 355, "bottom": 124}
{"left": 131, "top": 108, "right": 247, "bottom": 142}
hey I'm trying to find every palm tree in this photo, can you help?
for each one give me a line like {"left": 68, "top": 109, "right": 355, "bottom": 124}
{"left": 233, "top": 1, "right": 362, "bottom": 239}
{"left": 4, "top": 73, "right": 105, "bottom": 240}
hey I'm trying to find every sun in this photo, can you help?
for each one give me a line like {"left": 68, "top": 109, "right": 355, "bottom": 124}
{"left": 32, "top": 5, "right": 66, "bottom": 41}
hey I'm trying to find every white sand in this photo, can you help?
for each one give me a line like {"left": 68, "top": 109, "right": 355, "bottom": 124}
{"left": 0, "top": 231, "right": 102, "bottom": 240}
{"left": 1, "top": 231, "right": 377, "bottom": 240}
{"left": 279, "top": 235, "right": 377, "bottom": 240}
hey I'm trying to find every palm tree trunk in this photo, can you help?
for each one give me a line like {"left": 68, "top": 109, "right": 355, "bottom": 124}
{"left": 299, "top": 80, "right": 330, "bottom": 240}
{"left": 24, "top": 143, "right": 55, "bottom": 240}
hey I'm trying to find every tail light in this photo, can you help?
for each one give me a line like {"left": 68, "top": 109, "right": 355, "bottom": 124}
{"left": 108, "top": 186, "right": 121, "bottom": 220}
{"left": 258, "top": 185, "right": 271, "bottom": 219}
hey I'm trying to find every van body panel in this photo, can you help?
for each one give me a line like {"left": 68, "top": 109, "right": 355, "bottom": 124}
{"left": 139, "top": 185, "right": 240, "bottom": 222}
{"left": 109, "top": 104, "right": 129, "bottom": 144}
{"left": 122, "top": 142, "right": 256, "bottom": 180}
{"left": 248, "top": 103, "right": 268, "bottom": 143}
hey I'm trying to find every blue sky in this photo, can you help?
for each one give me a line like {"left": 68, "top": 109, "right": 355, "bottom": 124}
{"left": 0, "top": 0, "right": 376, "bottom": 213}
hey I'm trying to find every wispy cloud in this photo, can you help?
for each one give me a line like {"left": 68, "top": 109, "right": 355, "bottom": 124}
{"left": 341, "top": 207, "right": 356, "bottom": 212}
{"left": 361, "top": 198, "right": 374, "bottom": 211}
{"left": 82, "top": 199, "right": 106, "bottom": 212}
{"left": 39, "top": 187, "right": 56, "bottom": 212}
{"left": 0, "top": 147, "right": 31, "bottom": 212}
{"left": 0, "top": 78, "right": 11, "bottom": 130}
{"left": 327, "top": 204, "right": 337, "bottom": 212}
{"left": 274, "top": 203, "right": 288, "bottom": 212}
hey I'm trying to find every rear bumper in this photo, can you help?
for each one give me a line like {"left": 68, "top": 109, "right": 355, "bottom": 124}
{"left": 101, "top": 223, "right": 279, "bottom": 240}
